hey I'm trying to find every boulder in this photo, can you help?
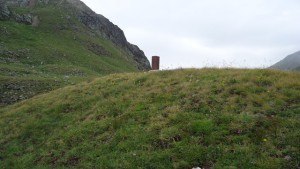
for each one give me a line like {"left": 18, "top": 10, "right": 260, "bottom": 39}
{"left": 15, "top": 14, "right": 33, "bottom": 25}
{"left": 0, "top": 3, "right": 11, "bottom": 20}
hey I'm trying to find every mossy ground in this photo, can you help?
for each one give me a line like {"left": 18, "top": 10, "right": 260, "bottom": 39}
{"left": 0, "top": 69, "right": 299, "bottom": 168}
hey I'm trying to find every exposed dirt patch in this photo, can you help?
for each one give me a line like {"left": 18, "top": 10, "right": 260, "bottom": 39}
{"left": 29, "top": 0, "right": 37, "bottom": 8}
{"left": 65, "top": 156, "right": 80, "bottom": 166}
{"left": 32, "top": 16, "right": 39, "bottom": 27}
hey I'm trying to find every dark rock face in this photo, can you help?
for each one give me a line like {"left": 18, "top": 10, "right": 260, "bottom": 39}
{"left": 79, "top": 12, "right": 151, "bottom": 70}
{"left": 0, "top": 0, "right": 33, "bottom": 24}
{"left": 66, "top": 0, "right": 151, "bottom": 70}
{"left": 0, "top": 2, "right": 11, "bottom": 20}
{"left": 127, "top": 44, "right": 151, "bottom": 70}
{"left": 1, "top": 0, "right": 151, "bottom": 70}
{"left": 15, "top": 13, "right": 33, "bottom": 24}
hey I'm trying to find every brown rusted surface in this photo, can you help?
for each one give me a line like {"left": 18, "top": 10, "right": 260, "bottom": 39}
{"left": 152, "top": 56, "right": 160, "bottom": 70}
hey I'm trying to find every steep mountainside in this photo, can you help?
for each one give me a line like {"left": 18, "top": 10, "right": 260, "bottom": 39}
{"left": 0, "top": 0, "right": 150, "bottom": 106}
{"left": 0, "top": 69, "right": 299, "bottom": 168}
{"left": 270, "top": 51, "right": 300, "bottom": 71}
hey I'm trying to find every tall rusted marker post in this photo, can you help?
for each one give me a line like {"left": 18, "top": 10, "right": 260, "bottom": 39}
{"left": 152, "top": 56, "right": 160, "bottom": 70}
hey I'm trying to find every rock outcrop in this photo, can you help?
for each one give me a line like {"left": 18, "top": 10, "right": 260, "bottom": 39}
{"left": 0, "top": 1, "right": 11, "bottom": 20}
{"left": 0, "top": 0, "right": 151, "bottom": 70}
{"left": 0, "top": 0, "right": 151, "bottom": 105}
{"left": 0, "top": 1, "right": 33, "bottom": 24}
{"left": 66, "top": 0, "right": 151, "bottom": 70}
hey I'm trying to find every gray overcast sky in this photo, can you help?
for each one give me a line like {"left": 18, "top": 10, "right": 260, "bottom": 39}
{"left": 81, "top": 0, "right": 300, "bottom": 69}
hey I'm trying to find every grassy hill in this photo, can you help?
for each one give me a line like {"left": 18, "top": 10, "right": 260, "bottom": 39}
{"left": 0, "top": 0, "right": 150, "bottom": 106}
{"left": 1, "top": 69, "right": 299, "bottom": 168}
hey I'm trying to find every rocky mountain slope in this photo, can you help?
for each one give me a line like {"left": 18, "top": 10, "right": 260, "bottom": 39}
{"left": 1, "top": 69, "right": 299, "bottom": 168}
{"left": 0, "top": 0, "right": 151, "bottom": 106}
{"left": 270, "top": 51, "right": 300, "bottom": 71}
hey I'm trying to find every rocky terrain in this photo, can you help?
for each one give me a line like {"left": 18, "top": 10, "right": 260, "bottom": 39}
{"left": 0, "top": 0, "right": 151, "bottom": 106}
{"left": 1, "top": 0, "right": 150, "bottom": 70}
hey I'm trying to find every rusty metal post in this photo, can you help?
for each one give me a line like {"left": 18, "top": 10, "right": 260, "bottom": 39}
{"left": 152, "top": 56, "right": 160, "bottom": 70}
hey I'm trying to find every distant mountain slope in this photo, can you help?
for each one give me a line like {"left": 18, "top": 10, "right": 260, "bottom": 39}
{"left": 270, "top": 51, "right": 300, "bottom": 71}
{"left": 1, "top": 69, "right": 299, "bottom": 168}
{"left": 0, "top": 0, "right": 150, "bottom": 106}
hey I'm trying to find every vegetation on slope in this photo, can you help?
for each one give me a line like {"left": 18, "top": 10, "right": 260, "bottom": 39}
{"left": 0, "top": 0, "right": 149, "bottom": 106}
{"left": 0, "top": 69, "right": 299, "bottom": 168}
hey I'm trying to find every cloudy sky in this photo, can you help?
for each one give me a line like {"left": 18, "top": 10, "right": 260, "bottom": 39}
{"left": 82, "top": 0, "right": 300, "bottom": 69}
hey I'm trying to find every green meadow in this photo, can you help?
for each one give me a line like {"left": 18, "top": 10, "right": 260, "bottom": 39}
{"left": 1, "top": 69, "right": 299, "bottom": 168}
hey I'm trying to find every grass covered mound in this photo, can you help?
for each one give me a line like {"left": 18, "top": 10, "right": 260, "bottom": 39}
{"left": 0, "top": 19, "right": 139, "bottom": 106}
{"left": 0, "top": 1, "right": 148, "bottom": 105}
{"left": 0, "top": 69, "right": 299, "bottom": 168}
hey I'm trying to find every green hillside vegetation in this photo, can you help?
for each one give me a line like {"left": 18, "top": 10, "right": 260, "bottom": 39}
{"left": 1, "top": 69, "right": 299, "bottom": 168}
{"left": 0, "top": 2, "right": 146, "bottom": 106}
